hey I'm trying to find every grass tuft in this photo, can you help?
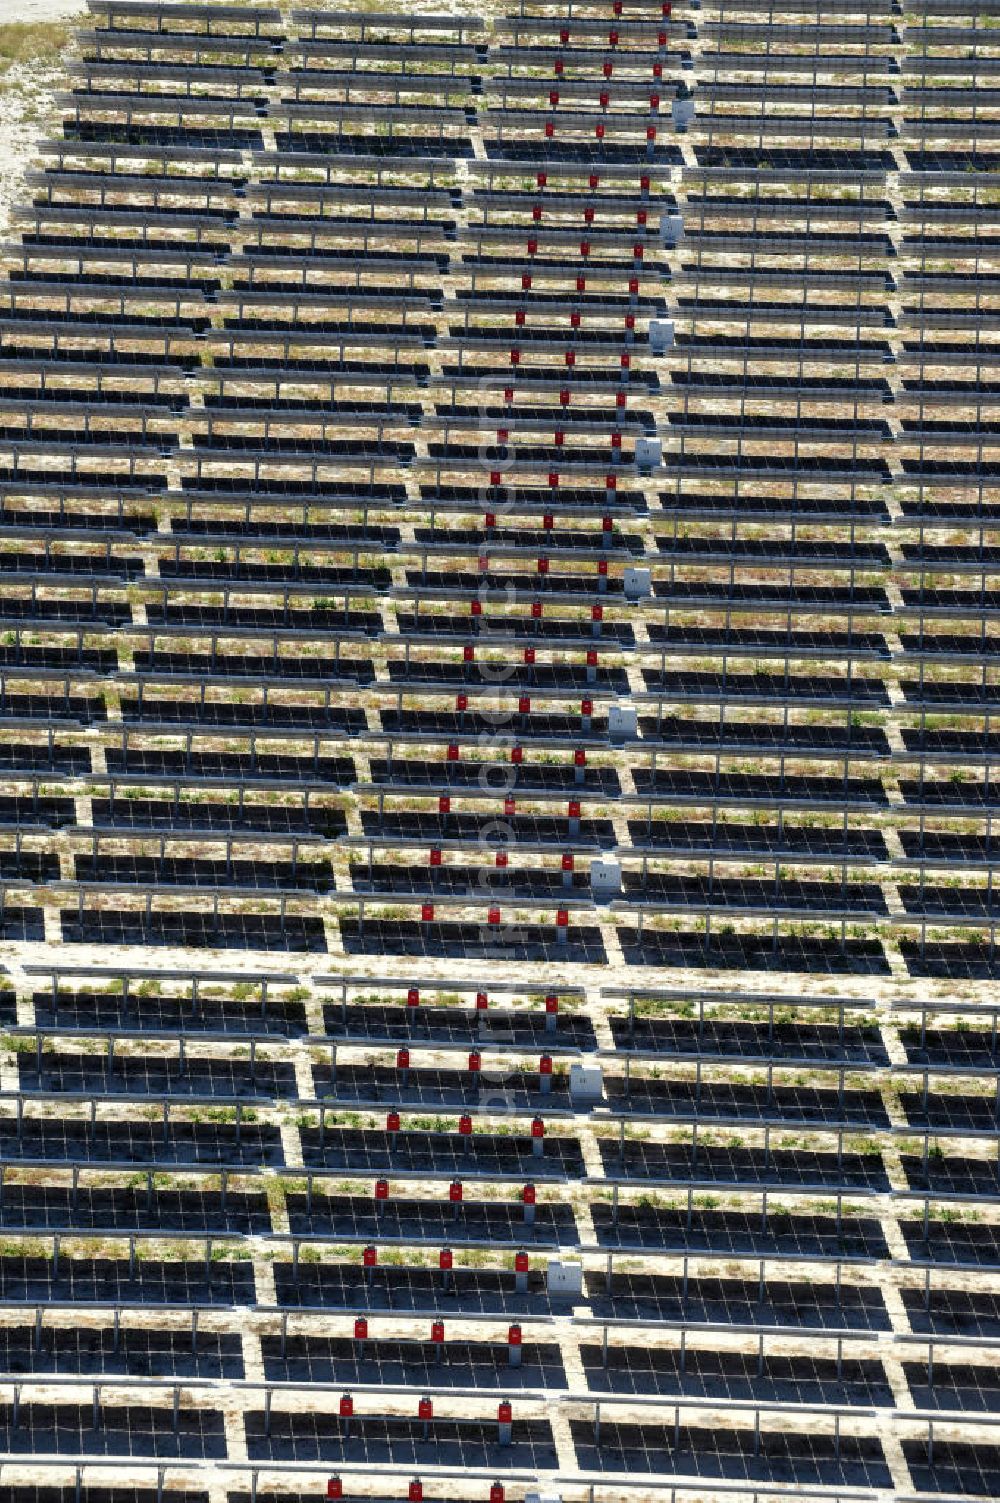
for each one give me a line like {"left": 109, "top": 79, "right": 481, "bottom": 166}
{"left": 0, "top": 22, "right": 73, "bottom": 75}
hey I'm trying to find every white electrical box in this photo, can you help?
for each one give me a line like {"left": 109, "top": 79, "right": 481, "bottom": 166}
{"left": 570, "top": 1063, "right": 605, "bottom": 1106}
{"left": 590, "top": 857, "right": 621, "bottom": 900}
{"left": 623, "top": 568, "right": 651, "bottom": 600}
{"left": 609, "top": 704, "right": 638, "bottom": 740}
{"left": 650, "top": 319, "right": 675, "bottom": 354}
{"left": 672, "top": 97, "right": 695, "bottom": 129}
{"left": 635, "top": 437, "right": 662, "bottom": 469}
{"left": 527, "top": 1492, "right": 562, "bottom": 1503}
{"left": 661, "top": 212, "right": 684, "bottom": 246}
{"left": 547, "top": 1259, "right": 583, "bottom": 1296}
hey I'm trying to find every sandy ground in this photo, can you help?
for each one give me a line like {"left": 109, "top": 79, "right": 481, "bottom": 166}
{"left": 5, "top": 0, "right": 85, "bottom": 19}
{"left": 0, "top": 65, "right": 60, "bottom": 235}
